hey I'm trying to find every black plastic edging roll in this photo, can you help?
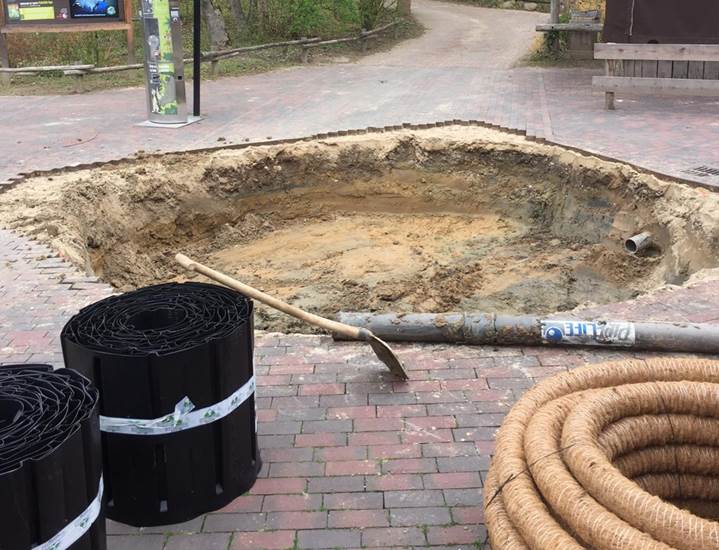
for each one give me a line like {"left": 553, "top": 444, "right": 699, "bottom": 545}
{"left": 61, "top": 282, "right": 260, "bottom": 527}
{"left": 0, "top": 364, "right": 104, "bottom": 550}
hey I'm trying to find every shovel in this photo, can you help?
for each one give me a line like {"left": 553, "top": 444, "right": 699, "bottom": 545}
{"left": 175, "top": 254, "right": 409, "bottom": 380}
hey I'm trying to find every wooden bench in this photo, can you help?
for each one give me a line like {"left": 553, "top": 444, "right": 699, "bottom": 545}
{"left": 593, "top": 43, "right": 719, "bottom": 110}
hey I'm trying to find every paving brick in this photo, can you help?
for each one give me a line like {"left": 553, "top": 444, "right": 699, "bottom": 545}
{"left": 328, "top": 509, "right": 390, "bottom": 528}
{"left": 323, "top": 492, "right": 384, "bottom": 510}
{"left": 291, "top": 373, "right": 338, "bottom": 384}
{"left": 354, "top": 417, "right": 405, "bottom": 432}
{"left": 258, "top": 421, "right": 302, "bottom": 435}
{"left": 203, "top": 513, "right": 265, "bottom": 532}
{"left": 401, "top": 428, "right": 454, "bottom": 444}
{"left": 308, "top": 476, "right": 366, "bottom": 493}
{"left": 384, "top": 490, "right": 445, "bottom": 508}
{"left": 377, "top": 405, "right": 428, "bottom": 418}
{"left": 257, "top": 385, "right": 298, "bottom": 398}
{"left": 164, "top": 533, "right": 231, "bottom": 550}
{"left": 320, "top": 394, "right": 369, "bottom": 407}
{"left": 314, "top": 445, "right": 368, "bottom": 461}
{"left": 451, "top": 505, "right": 485, "bottom": 524}
{"left": 423, "top": 472, "right": 482, "bottom": 490}
{"left": 258, "top": 375, "right": 293, "bottom": 386}
{"left": 361, "top": 527, "right": 426, "bottom": 547}
{"left": 455, "top": 413, "right": 505, "bottom": 427}
{"left": 390, "top": 506, "right": 452, "bottom": 526}
{"left": 140, "top": 517, "right": 204, "bottom": 534}
{"left": 107, "top": 535, "right": 166, "bottom": 550}
{"left": 266, "top": 511, "right": 327, "bottom": 530}
{"left": 258, "top": 435, "right": 296, "bottom": 449}
{"left": 453, "top": 427, "right": 498, "bottom": 442}
{"left": 365, "top": 474, "right": 424, "bottom": 491}
{"left": 369, "top": 444, "right": 422, "bottom": 460}
{"left": 218, "top": 495, "right": 264, "bottom": 513}
{"left": 298, "top": 529, "right": 361, "bottom": 549}
{"left": 487, "top": 377, "right": 535, "bottom": 390}
{"left": 250, "top": 478, "right": 306, "bottom": 495}
{"left": 382, "top": 458, "right": 437, "bottom": 474}
{"left": 302, "top": 419, "right": 353, "bottom": 433}
{"left": 261, "top": 447, "right": 314, "bottom": 463}
{"left": 437, "top": 456, "right": 490, "bottom": 473}
{"left": 295, "top": 432, "right": 347, "bottom": 447}
{"left": 349, "top": 431, "right": 401, "bottom": 446}
{"left": 269, "top": 461, "right": 325, "bottom": 477}
{"left": 392, "top": 380, "right": 442, "bottom": 393}
{"left": 326, "top": 459, "right": 381, "bottom": 476}
{"left": 426, "top": 525, "right": 487, "bottom": 545}
{"left": 422, "top": 442, "right": 477, "bottom": 458}
{"left": 231, "top": 531, "right": 296, "bottom": 550}
{"left": 327, "top": 405, "right": 377, "bottom": 419}
{"left": 300, "top": 383, "right": 345, "bottom": 396}
{"left": 369, "top": 392, "right": 419, "bottom": 405}
{"left": 262, "top": 494, "right": 322, "bottom": 512}
{"left": 404, "top": 416, "right": 457, "bottom": 430}
{"left": 256, "top": 409, "right": 278, "bottom": 422}
{"left": 443, "top": 488, "right": 484, "bottom": 506}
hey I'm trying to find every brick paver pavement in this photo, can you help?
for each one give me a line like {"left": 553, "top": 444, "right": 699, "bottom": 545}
{"left": 2, "top": 1, "right": 719, "bottom": 549}
{"left": 1, "top": 1, "right": 717, "bottom": 188}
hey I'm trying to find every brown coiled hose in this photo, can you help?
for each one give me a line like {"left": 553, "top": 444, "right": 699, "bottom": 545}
{"left": 484, "top": 358, "right": 719, "bottom": 550}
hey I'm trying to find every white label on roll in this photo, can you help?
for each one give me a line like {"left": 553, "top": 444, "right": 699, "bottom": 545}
{"left": 36, "top": 476, "right": 103, "bottom": 550}
{"left": 100, "top": 376, "right": 256, "bottom": 435}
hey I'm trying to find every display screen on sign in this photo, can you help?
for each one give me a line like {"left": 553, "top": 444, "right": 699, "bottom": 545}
{"left": 70, "top": 0, "right": 118, "bottom": 18}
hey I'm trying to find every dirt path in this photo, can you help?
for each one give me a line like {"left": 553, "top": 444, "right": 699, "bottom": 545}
{"left": 361, "top": 0, "right": 543, "bottom": 69}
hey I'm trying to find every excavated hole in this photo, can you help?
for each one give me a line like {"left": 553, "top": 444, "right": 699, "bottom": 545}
{"left": 2, "top": 128, "right": 719, "bottom": 333}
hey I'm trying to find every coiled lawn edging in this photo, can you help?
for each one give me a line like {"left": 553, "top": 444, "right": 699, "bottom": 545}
{"left": 484, "top": 358, "right": 719, "bottom": 550}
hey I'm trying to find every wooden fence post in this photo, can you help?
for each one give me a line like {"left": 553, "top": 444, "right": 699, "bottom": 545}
{"left": 550, "top": 0, "right": 560, "bottom": 24}
{"left": 300, "top": 37, "right": 310, "bottom": 63}
{"left": 124, "top": 0, "right": 135, "bottom": 63}
{"left": 0, "top": 32, "right": 9, "bottom": 85}
{"left": 0, "top": 0, "right": 9, "bottom": 86}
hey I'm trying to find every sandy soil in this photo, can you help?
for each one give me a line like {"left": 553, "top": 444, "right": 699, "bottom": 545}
{"left": 2, "top": 126, "right": 718, "bottom": 333}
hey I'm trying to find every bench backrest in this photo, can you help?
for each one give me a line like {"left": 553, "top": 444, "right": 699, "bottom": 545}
{"left": 595, "top": 43, "right": 719, "bottom": 62}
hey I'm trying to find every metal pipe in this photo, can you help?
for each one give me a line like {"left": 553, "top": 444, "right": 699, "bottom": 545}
{"left": 336, "top": 312, "right": 719, "bottom": 354}
{"left": 625, "top": 232, "right": 652, "bottom": 254}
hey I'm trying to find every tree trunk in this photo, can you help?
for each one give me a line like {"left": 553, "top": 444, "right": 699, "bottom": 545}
{"left": 203, "top": 0, "right": 229, "bottom": 49}
{"left": 227, "top": 0, "right": 248, "bottom": 36}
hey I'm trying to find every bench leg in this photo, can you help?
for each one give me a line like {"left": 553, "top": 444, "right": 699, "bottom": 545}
{"left": 605, "top": 91, "right": 616, "bottom": 111}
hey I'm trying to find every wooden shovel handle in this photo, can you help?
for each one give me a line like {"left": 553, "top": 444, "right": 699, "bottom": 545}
{"left": 176, "top": 254, "right": 363, "bottom": 340}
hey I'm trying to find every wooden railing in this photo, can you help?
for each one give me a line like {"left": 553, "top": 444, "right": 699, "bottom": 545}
{"left": 0, "top": 20, "right": 402, "bottom": 86}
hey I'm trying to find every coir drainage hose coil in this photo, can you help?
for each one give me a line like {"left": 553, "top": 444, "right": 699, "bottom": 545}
{"left": 61, "top": 282, "right": 260, "bottom": 527}
{"left": 0, "top": 364, "right": 103, "bottom": 550}
{"left": 484, "top": 358, "right": 719, "bottom": 550}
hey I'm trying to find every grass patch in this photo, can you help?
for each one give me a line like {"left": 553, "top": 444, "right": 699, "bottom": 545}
{"left": 0, "top": 17, "right": 422, "bottom": 96}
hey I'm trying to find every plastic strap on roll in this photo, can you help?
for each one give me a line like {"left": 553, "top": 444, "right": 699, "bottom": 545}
{"left": 0, "top": 364, "right": 104, "bottom": 550}
{"left": 100, "top": 375, "right": 256, "bottom": 435}
{"left": 61, "top": 282, "right": 261, "bottom": 527}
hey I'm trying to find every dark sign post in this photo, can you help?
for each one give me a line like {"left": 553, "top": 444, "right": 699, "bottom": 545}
{"left": 192, "top": 0, "right": 199, "bottom": 117}
{"left": 0, "top": 0, "right": 135, "bottom": 77}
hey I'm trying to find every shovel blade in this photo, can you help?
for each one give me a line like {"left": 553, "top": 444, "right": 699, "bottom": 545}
{"left": 369, "top": 335, "right": 408, "bottom": 380}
